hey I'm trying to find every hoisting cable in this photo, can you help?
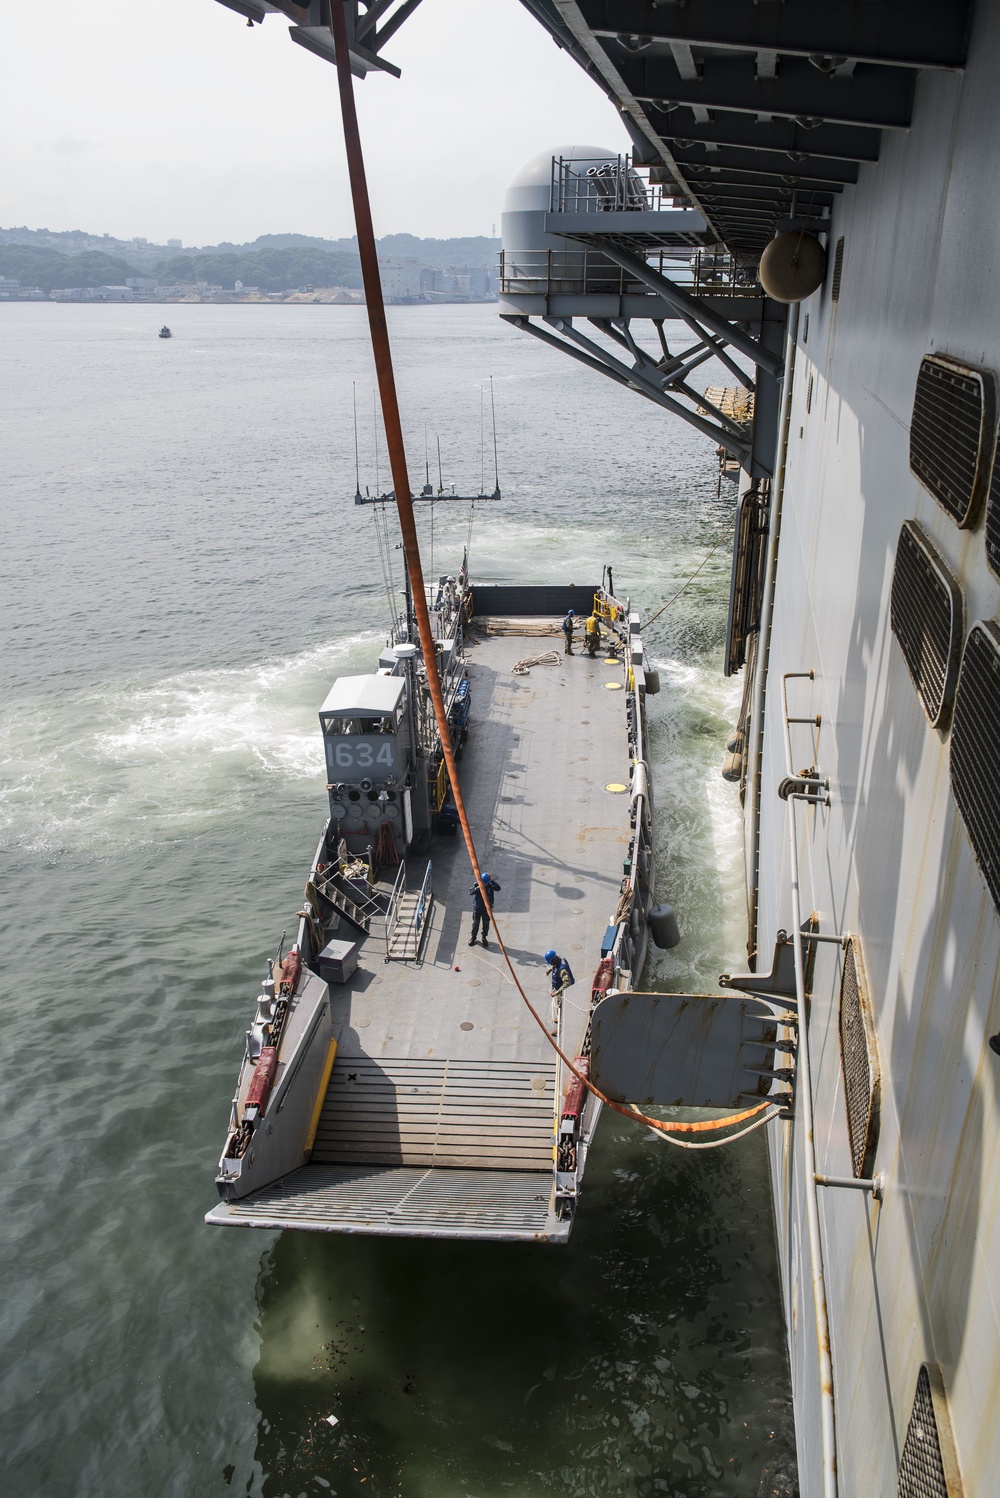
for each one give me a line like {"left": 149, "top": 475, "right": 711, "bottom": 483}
{"left": 641, "top": 517, "right": 736, "bottom": 632}
{"left": 329, "top": 5, "right": 773, "bottom": 1142}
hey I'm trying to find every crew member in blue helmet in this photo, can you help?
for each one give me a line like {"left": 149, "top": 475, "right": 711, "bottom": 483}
{"left": 544, "top": 948, "right": 575, "bottom": 1031}
{"left": 469, "top": 871, "right": 501, "bottom": 948}
{"left": 561, "top": 608, "right": 576, "bottom": 655}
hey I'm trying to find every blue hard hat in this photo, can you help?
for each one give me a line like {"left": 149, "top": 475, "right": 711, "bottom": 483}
{"left": 480, "top": 870, "right": 489, "bottom": 881}
{"left": 544, "top": 949, "right": 558, "bottom": 963}
{"left": 567, "top": 609, "right": 575, "bottom": 616}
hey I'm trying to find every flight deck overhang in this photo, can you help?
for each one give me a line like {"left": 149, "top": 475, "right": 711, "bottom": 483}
{"left": 518, "top": 0, "right": 973, "bottom": 261}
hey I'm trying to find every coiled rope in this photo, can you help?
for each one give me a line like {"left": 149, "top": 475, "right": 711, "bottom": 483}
{"left": 511, "top": 649, "right": 561, "bottom": 675}
{"left": 331, "top": 13, "right": 774, "bottom": 1143}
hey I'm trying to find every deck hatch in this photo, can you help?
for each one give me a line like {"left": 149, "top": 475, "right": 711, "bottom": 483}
{"left": 890, "top": 521, "right": 964, "bottom": 727}
{"left": 839, "top": 938, "right": 880, "bottom": 1179}
{"left": 897, "top": 1364, "right": 963, "bottom": 1498}
{"left": 951, "top": 621, "right": 1000, "bottom": 914}
{"left": 909, "top": 355, "right": 996, "bottom": 526}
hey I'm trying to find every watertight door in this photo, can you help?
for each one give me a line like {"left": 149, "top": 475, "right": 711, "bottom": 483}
{"left": 588, "top": 992, "right": 781, "bottom": 1109}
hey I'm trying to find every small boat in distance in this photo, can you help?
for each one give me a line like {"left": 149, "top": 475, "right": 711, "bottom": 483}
{"left": 158, "top": 326, "right": 171, "bottom": 339}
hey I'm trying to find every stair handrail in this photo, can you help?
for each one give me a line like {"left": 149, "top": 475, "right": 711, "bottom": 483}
{"left": 383, "top": 857, "right": 408, "bottom": 959}
{"left": 414, "top": 858, "right": 433, "bottom": 938}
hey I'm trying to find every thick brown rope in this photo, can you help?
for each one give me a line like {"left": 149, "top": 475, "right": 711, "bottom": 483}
{"left": 329, "top": 9, "right": 771, "bottom": 1141}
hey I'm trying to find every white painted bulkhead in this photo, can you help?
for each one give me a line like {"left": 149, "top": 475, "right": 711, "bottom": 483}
{"left": 751, "top": 7, "right": 1000, "bottom": 1494}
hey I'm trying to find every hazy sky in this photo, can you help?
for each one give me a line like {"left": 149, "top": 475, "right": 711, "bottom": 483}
{"left": 0, "top": 0, "right": 629, "bottom": 245}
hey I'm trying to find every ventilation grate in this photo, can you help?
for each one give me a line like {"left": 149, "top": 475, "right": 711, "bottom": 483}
{"left": 897, "top": 1364, "right": 963, "bottom": 1498}
{"left": 806, "top": 373, "right": 814, "bottom": 413}
{"left": 985, "top": 432, "right": 1000, "bottom": 579}
{"left": 839, "top": 938, "right": 880, "bottom": 1179}
{"left": 890, "top": 521, "right": 964, "bottom": 727}
{"left": 909, "top": 355, "right": 996, "bottom": 526}
{"left": 951, "top": 621, "right": 1000, "bottom": 915}
{"left": 831, "top": 237, "right": 845, "bottom": 301}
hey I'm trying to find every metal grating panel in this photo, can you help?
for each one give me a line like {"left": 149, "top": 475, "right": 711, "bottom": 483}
{"left": 205, "top": 1163, "right": 565, "bottom": 1240}
{"left": 909, "top": 355, "right": 996, "bottom": 526}
{"left": 951, "top": 621, "right": 1000, "bottom": 914}
{"left": 806, "top": 373, "right": 814, "bottom": 414}
{"left": 839, "top": 938, "right": 880, "bottom": 1179}
{"left": 985, "top": 432, "right": 1000, "bottom": 579}
{"left": 897, "top": 1365, "right": 963, "bottom": 1498}
{"left": 831, "top": 237, "right": 845, "bottom": 301}
{"left": 311, "top": 1056, "right": 557, "bottom": 1169}
{"left": 890, "top": 521, "right": 964, "bottom": 727}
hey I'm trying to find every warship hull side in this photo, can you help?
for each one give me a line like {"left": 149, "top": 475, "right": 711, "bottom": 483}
{"left": 750, "top": 14, "right": 1000, "bottom": 1493}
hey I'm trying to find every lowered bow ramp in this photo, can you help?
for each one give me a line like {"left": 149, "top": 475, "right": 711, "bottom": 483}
{"left": 205, "top": 1164, "right": 561, "bottom": 1240}
{"left": 206, "top": 1056, "right": 569, "bottom": 1240}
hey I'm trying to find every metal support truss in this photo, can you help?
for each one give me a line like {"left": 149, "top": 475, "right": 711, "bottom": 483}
{"left": 501, "top": 311, "right": 752, "bottom": 463}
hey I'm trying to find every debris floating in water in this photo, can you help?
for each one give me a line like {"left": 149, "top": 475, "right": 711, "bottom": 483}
{"left": 324, "top": 1414, "right": 339, "bottom": 1428}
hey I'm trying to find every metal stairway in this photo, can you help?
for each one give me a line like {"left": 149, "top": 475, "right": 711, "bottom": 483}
{"left": 385, "top": 891, "right": 433, "bottom": 960}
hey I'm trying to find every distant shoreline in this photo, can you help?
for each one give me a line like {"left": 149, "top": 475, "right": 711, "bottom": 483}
{"left": 0, "top": 297, "right": 499, "bottom": 308}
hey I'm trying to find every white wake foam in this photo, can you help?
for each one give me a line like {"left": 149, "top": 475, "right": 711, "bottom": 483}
{"left": 0, "top": 634, "right": 379, "bottom": 854}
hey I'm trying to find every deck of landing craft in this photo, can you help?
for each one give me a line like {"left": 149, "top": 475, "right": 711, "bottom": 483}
{"left": 206, "top": 620, "right": 635, "bottom": 1238}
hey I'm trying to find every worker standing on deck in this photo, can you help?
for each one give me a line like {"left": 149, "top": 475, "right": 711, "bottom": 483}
{"left": 544, "top": 948, "right": 575, "bottom": 1032}
{"left": 561, "top": 609, "right": 576, "bottom": 655}
{"left": 583, "top": 613, "right": 601, "bottom": 657}
{"left": 469, "top": 871, "right": 501, "bottom": 948}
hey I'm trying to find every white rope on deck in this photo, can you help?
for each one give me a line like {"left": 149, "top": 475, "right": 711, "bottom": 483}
{"left": 511, "top": 649, "right": 561, "bottom": 675}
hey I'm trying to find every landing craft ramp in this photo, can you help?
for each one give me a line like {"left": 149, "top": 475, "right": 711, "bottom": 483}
{"left": 207, "top": 606, "right": 641, "bottom": 1241}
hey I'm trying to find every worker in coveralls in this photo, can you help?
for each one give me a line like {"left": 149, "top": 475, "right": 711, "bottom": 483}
{"left": 583, "top": 614, "right": 601, "bottom": 657}
{"left": 544, "top": 948, "right": 575, "bottom": 1032}
{"left": 561, "top": 609, "right": 576, "bottom": 654}
{"left": 469, "top": 871, "right": 501, "bottom": 948}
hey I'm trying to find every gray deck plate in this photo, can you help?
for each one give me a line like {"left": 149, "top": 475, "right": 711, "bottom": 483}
{"left": 206, "top": 1163, "right": 570, "bottom": 1241}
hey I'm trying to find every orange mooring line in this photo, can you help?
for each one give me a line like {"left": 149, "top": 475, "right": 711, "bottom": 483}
{"left": 328, "top": 5, "right": 772, "bottom": 1140}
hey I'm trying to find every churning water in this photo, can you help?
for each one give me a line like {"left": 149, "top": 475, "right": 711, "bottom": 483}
{"left": 1, "top": 303, "right": 796, "bottom": 1497}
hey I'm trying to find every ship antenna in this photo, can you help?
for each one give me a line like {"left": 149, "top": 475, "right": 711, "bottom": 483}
{"left": 373, "top": 389, "right": 379, "bottom": 498}
{"left": 424, "top": 423, "right": 430, "bottom": 490}
{"left": 353, "top": 382, "right": 361, "bottom": 500}
{"left": 490, "top": 375, "right": 500, "bottom": 498}
{"left": 480, "top": 384, "right": 485, "bottom": 496}
{"left": 436, "top": 433, "right": 443, "bottom": 496}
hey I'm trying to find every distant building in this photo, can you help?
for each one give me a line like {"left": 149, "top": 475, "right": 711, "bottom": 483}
{"left": 126, "top": 277, "right": 156, "bottom": 291}
{"left": 0, "top": 276, "right": 19, "bottom": 298}
{"left": 166, "top": 238, "right": 182, "bottom": 249}
{"left": 380, "top": 257, "right": 421, "bottom": 302}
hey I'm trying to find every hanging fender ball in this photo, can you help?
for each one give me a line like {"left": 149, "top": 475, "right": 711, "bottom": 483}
{"left": 758, "top": 231, "right": 826, "bottom": 303}
{"left": 644, "top": 668, "right": 661, "bottom": 695}
{"left": 722, "top": 751, "right": 744, "bottom": 783}
{"left": 648, "top": 903, "right": 681, "bottom": 950}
